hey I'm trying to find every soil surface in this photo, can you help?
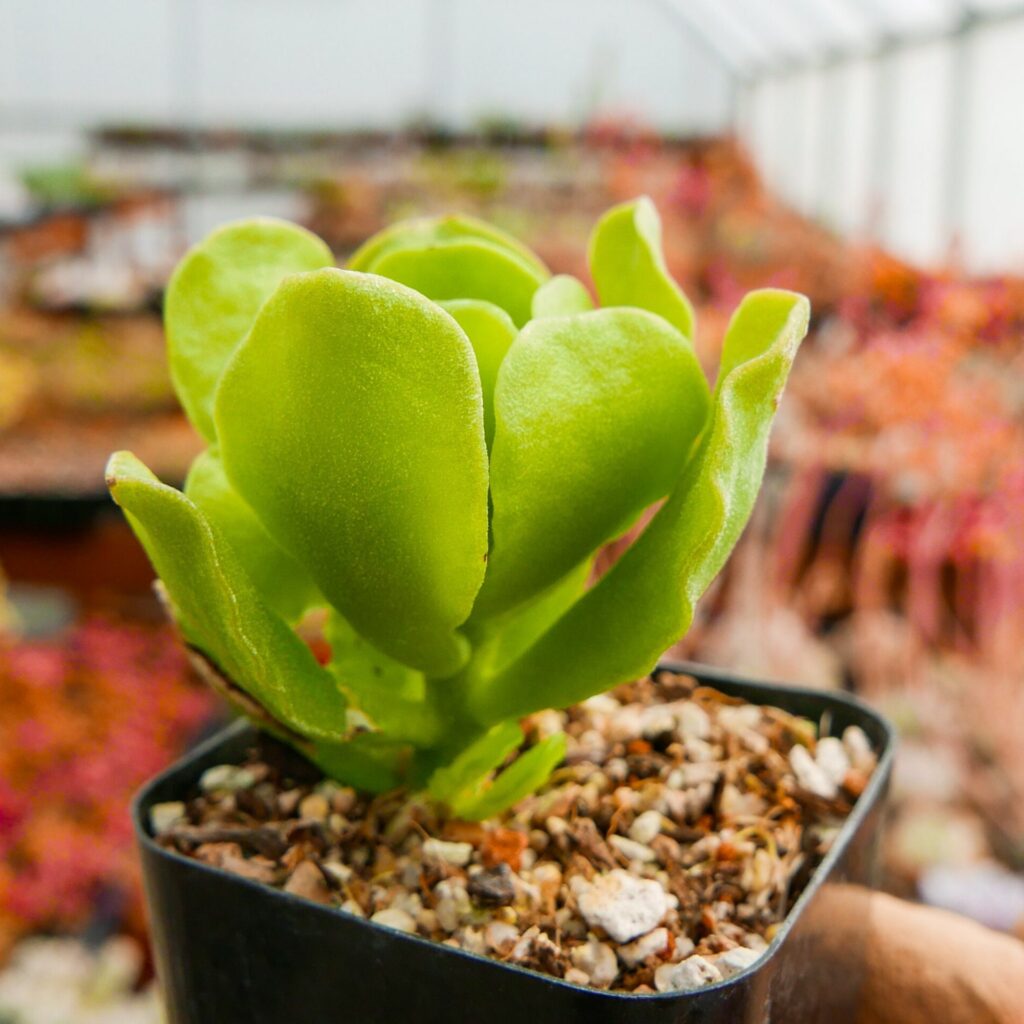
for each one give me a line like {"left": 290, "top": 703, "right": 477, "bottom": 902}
{"left": 151, "top": 670, "right": 877, "bottom": 993}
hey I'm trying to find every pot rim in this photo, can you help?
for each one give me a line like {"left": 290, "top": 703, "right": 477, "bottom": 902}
{"left": 134, "top": 658, "right": 895, "bottom": 1002}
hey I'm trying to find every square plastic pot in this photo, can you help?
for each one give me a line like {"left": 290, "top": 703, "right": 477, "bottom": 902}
{"left": 135, "top": 660, "right": 895, "bottom": 1023}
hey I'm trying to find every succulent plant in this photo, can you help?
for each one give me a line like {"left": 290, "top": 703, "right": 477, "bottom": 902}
{"left": 107, "top": 198, "right": 809, "bottom": 817}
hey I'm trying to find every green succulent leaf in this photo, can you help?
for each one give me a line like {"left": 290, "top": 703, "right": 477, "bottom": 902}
{"left": 325, "top": 611, "right": 441, "bottom": 747}
{"left": 588, "top": 196, "right": 695, "bottom": 340}
{"left": 471, "top": 557, "right": 593, "bottom": 678}
{"left": 348, "top": 213, "right": 548, "bottom": 279}
{"left": 470, "top": 290, "right": 810, "bottom": 724}
{"left": 165, "top": 218, "right": 333, "bottom": 441}
{"left": 310, "top": 733, "right": 407, "bottom": 793}
{"left": 370, "top": 239, "right": 546, "bottom": 327}
{"left": 105, "top": 450, "right": 348, "bottom": 741}
{"left": 454, "top": 732, "right": 567, "bottom": 821}
{"left": 439, "top": 299, "right": 517, "bottom": 449}
{"left": 185, "top": 449, "right": 319, "bottom": 623}
{"left": 475, "top": 308, "right": 710, "bottom": 618}
{"left": 427, "top": 719, "right": 523, "bottom": 808}
{"left": 531, "top": 274, "right": 594, "bottom": 318}
{"left": 215, "top": 268, "right": 489, "bottom": 677}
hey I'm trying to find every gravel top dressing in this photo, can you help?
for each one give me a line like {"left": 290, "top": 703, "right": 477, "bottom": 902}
{"left": 150, "top": 669, "right": 877, "bottom": 995}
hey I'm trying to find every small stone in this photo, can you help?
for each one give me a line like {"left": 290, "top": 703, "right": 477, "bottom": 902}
{"left": 284, "top": 860, "right": 331, "bottom": 904}
{"left": 340, "top": 899, "right": 365, "bottom": 918}
{"left": 654, "top": 955, "right": 723, "bottom": 992}
{"left": 298, "top": 793, "right": 330, "bottom": 822}
{"left": 458, "top": 926, "right": 487, "bottom": 955}
{"left": 564, "top": 967, "right": 591, "bottom": 987}
{"left": 422, "top": 837, "right": 473, "bottom": 866}
{"left": 677, "top": 702, "right": 712, "bottom": 739}
{"left": 717, "top": 705, "right": 762, "bottom": 734}
{"left": 608, "top": 834, "right": 657, "bottom": 863}
{"left": 509, "top": 925, "right": 540, "bottom": 963}
{"left": 482, "top": 827, "right": 530, "bottom": 870}
{"left": 371, "top": 907, "right": 418, "bottom": 934}
{"left": 435, "top": 897, "right": 461, "bottom": 933}
{"left": 714, "top": 946, "right": 762, "bottom": 978}
{"left": 618, "top": 927, "right": 670, "bottom": 967}
{"left": 842, "top": 725, "right": 876, "bottom": 773}
{"left": 570, "top": 938, "right": 618, "bottom": 988}
{"left": 149, "top": 801, "right": 186, "bottom": 834}
{"left": 467, "top": 864, "right": 516, "bottom": 907}
{"left": 485, "top": 920, "right": 519, "bottom": 953}
{"left": 815, "top": 737, "right": 851, "bottom": 788}
{"left": 789, "top": 743, "right": 838, "bottom": 799}
{"left": 199, "top": 764, "right": 255, "bottom": 794}
{"left": 628, "top": 810, "right": 664, "bottom": 846}
{"left": 576, "top": 869, "right": 674, "bottom": 943}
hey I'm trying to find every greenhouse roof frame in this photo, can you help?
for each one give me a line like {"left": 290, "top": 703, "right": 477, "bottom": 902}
{"left": 656, "top": 0, "right": 1024, "bottom": 81}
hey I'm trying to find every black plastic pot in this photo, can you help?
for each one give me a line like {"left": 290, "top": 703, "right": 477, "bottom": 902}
{"left": 135, "top": 661, "right": 894, "bottom": 1023}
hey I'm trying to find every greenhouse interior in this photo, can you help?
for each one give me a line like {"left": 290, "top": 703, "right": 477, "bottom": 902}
{"left": 1, "top": 1, "right": 1023, "bottom": 1021}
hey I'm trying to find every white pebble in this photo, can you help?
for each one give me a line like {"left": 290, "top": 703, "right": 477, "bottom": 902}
{"left": 609, "top": 834, "right": 658, "bottom": 863}
{"left": 564, "top": 966, "right": 591, "bottom": 987}
{"left": 422, "top": 838, "right": 473, "bottom": 867}
{"left": 199, "top": 764, "right": 255, "bottom": 793}
{"left": 815, "top": 736, "right": 851, "bottom": 788}
{"left": 676, "top": 702, "right": 712, "bottom": 740}
{"left": 570, "top": 937, "right": 618, "bottom": 988}
{"left": 370, "top": 908, "right": 417, "bottom": 934}
{"left": 842, "top": 725, "right": 876, "bottom": 772}
{"left": 149, "top": 801, "right": 185, "bottom": 833}
{"left": 714, "top": 946, "right": 762, "bottom": 978}
{"left": 628, "top": 810, "right": 664, "bottom": 846}
{"left": 576, "top": 869, "right": 675, "bottom": 943}
{"left": 617, "top": 927, "right": 670, "bottom": 967}
{"left": 654, "top": 955, "right": 723, "bottom": 992}
{"left": 485, "top": 921, "right": 519, "bottom": 953}
{"left": 789, "top": 744, "right": 838, "bottom": 799}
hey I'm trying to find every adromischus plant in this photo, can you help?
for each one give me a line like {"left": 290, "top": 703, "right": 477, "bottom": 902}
{"left": 106, "top": 198, "right": 810, "bottom": 819}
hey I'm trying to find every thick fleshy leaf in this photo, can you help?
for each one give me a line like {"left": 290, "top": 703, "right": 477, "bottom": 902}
{"left": 470, "top": 290, "right": 810, "bottom": 724}
{"left": 348, "top": 213, "right": 548, "bottom": 278}
{"left": 531, "top": 274, "right": 594, "bottom": 318}
{"left": 454, "top": 733, "right": 567, "bottom": 821}
{"left": 325, "top": 612, "right": 440, "bottom": 747}
{"left": 310, "top": 733, "right": 407, "bottom": 792}
{"left": 474, "top": 308, "right": 710, "bottom": 618}
{"left": 106, "top": 451, "right": 348, "bottom": 740}
{"left": 370, "top": 240, "right": 546, "bottom": 327}
{"left": 185, "top": 449, "right": 319, "bottom": 623}
{"left": 588, "top": 197, "right": 695, "bottom": 340}
{"left": 215, "top": 269, "right": 489, "bottom": 677}
{"left": 165, "top": 218, "right": 333, "bottom": 441}
{"left": 470, "top": 557, "right": 593, "bottom": 678}
{"left": 439, "top": 299, "right": 516, "bottom": 448}
{"left": 427, "top": 719, "right": 523, "bottom": 808}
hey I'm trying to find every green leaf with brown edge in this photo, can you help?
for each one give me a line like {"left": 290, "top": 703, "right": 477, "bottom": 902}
{"left": 427, "top": 719, "right": 523, "bottom": 808}
{"left": 531, "top": 274, "right": 594, "bottom": 318}
{"left": 348, "top": 213, "right": 548, "bottom": 279}
{"left": 469, "top": 290, "right": 810, "bottom": 724}
{"left": 473, "top": 308, "right": 710, "bottom": 619}
{"left": 439, "top": 299, "right": 517, "bottom": 449}
{"left": 165, "top": 218, "right": 333, "bottom": 441}
{"left": 215, "top": 268, "right": 489, "bottom": 677}
{"left": 370, "top": 239, "right": 546, "bottom": 327}
{"left": 588, "top": 196, "right": 695, "bottom": 340}
{"left": 105, "top": 450, "right": 348, "bottom": 741}
{"left": 185, "top": 449, "right": 320, "bottom": 623}
{"left": 453, "top": 732, "right": 567, "bottom": 821}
